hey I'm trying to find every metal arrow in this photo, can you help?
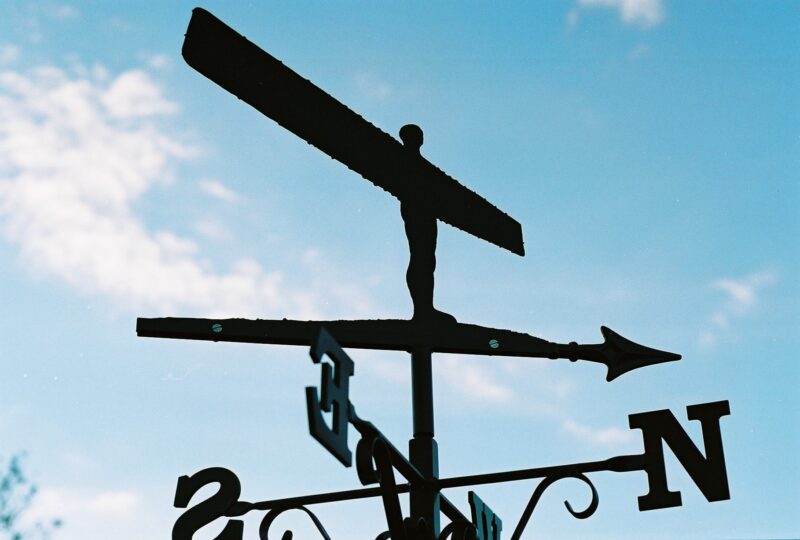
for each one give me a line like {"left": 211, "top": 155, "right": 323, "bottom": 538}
{"left": 137, "top": 317, "right": 679, "bottom": 380}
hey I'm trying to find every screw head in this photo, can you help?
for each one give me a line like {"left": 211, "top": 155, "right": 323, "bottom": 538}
{"left": 489, "top": 339, "right": 499, "bottom": 349}
{"left": 212, "top": 323, "right": 223, "bottom": 333}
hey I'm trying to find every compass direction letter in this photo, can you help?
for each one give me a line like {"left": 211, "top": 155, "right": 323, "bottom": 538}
{"left": 628, "top": 400, "right": 731, "bottom": 511}
{"left": 172, "top": 467, "right": 244, "bottom": 540}
{"left": 469, "top": 492, "right": 502, "bottom": 540}
{"left": 306, "top": 328, "right": 355, "bottom": 466}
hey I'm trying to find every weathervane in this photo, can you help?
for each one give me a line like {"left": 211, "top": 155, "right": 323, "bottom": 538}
{"left": 138, "top": 8, "right": 731, "bottom": 540}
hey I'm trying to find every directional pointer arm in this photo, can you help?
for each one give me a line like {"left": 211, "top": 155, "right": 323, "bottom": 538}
{"left": 136, "top": 318, "right": 679, "bottom": 380}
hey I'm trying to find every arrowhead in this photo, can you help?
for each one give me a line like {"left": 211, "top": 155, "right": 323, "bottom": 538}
{"left": 600, "top": 326, "right": 681, "bottom": 381}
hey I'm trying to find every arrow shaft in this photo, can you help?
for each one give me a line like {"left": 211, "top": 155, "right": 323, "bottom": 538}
{"left": 137, "top": 317, "right": 679, "bottom": 380}
{"left": 136, "top": 317, "right": 566, "bottom": 359}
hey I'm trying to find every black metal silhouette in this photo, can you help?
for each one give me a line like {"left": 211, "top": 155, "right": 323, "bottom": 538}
{"left": 259, "top": 505, "right": 332, "bottom": 540}
{"left": 180, "top": 8, "right": 524, "bottom": 258}
{"left": 306, "top": 328, "right": 355, "bottom": 467}
{"left": 181, "top": 7, "right": 524, "bottom": 323}
{"left": 139, "top": 7, "right": 732, "bottom": 539}
{"left": 508, "top": 474, "right": 598, "bottom": 540}
{"left": 398, "top": 124, "right": 456, "bottom": 323}
{"left": 137, "top": 319, "right": 680, "bottom": 382}
{"left": 171, "top": 360, "right": 730, "bottom": 539}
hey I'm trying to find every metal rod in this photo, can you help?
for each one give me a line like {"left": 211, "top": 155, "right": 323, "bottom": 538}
{"left": 411, "top": 347, "right": 435, "bottom": 437}
{"left": 226, "top": 455, "right": 643, "bottom": 519}
{"left": 228, "top": 484, "right": 469, "bottom": 526}
{"left": 409, "top": 346, "right": 440, "bottom": 536}
{"left": 434, "top": 454, "right": 644, "bottom": 490}
{"left": 349, "top": 408, "right": 427, "bottom": 485}
{"left": 227, "top": 485, "right": 409, "bottom": 515}
{"left": 136, "top": 317, "right": 680, "bottom": 380}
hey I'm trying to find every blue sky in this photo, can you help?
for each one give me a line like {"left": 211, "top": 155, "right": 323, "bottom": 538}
{"left": 0, "top": 1, "right": 797, "bottom": 539}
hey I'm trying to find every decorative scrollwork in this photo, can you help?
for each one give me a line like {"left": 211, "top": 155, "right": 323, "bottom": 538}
{"left": 438, "top": 519, "right": 475, "bottom": 540}
{"left": 371, "top": 438, "right": 409, "bottom": 540}
{"left": 509, "top": 473, "right": 599, "bottom": 540}
{"left": 355, "top": 432, "right": 381, "bottom": 485}
{"left": 259, "top": 505, "right": 333, "bottom": 540}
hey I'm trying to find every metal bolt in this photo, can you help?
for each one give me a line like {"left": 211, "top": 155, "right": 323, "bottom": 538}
{"left": 212, "top": 323, "right": 223, "bottom": 333}
{"left": 489, "top": 339, "right": 499, "bottom": 349}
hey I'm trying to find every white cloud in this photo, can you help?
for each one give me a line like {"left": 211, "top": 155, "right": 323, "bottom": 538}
{"left": 303, "top": 247, "right": 321, "bottom": 264}
{"left": 573, "top": 0, "right": 665, "bottom": 28}
{"left": 102, "top": 69, "right": 177, "bottom": 119}
{"left": 0, "top": 404, "right": 27, "bottom": 434}
{"left": 358, "top": 352, "right": 411, "bottom": 385}
{"left": 0, "top": 63, "right": 337, "bottom": 318}
{"left": 354, "top": 72, "right": 393, "bottom": 100}
{"left": 628, "top": 43, "right": 650, "bottom": 60}
{"left": 24, "top": 487, "right": 139, "bottom": 523}
{"left": 562, "top": 418, "right": 635, "bottom": 446}
{"left": 550, "top": 379, "right": 574, "bottom": 399}
{"left": 0, "top": 44, "right": 20, "bottom": 65}
{"left": 59, "top": 451, "right": 97, "bottom": 472}
{"left": 45, "top": 4, "right": 79, "bottom": 20}
{"left": 713, "top": 272, "right": 774, "bottom": 314}
{"left": 199, "top": 178, "right": 240, "bottom": 203}
{"left": 86, "top": 491, "right": 140, "bottom": 517}
{"left": 436, "top": 355, "right": 513, "bottom": 404}
{"left": 193, "top": 218, "right": 231, "bottom": 241}
{"left": 700, "top": 269, "right": 777, "bottom": 348}
{"left": 566, "top": 9, "right": 580, "bottom": 29}
{"left": 146, "top": 53, "right": 172, "bottom": 70}
{"left": 698, "top": 330, "right": 717, "bottom": 348}
{"left": 22, "top": 486, "right": 167, "bottom": 540}
{"left": 162, "top": 363, "right": 202, "bottom": 381}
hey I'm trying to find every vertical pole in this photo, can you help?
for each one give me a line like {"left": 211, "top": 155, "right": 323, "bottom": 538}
{"left": 409, "top": 347, "right": 440, "bottom": 537}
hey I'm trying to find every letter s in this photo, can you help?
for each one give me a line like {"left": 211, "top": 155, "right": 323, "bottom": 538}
{"left": 172, "top": 467, "right": 244, "bottom": 540}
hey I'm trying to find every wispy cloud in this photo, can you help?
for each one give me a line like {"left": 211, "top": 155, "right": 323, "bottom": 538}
{"left": 436, "top": 355, "right": 514, "bottom": 404}
{"left": 192, "top": 217, "right": 231, "bottom": 241}
{"left": 23, "top": 486, "right": 163, "bottom": 540}
{"left": 0, "top": 63, "right": 352, "bottom": 319}
{"left": 358, "top": 352, "right": 411, "bottom": 385}
{"left": 101, "top": 69, "right": 177, "bottom": 118}
{"left": 26, "top": 487, "right": 138, "bottom": 521}
{"left": 566, "top": 9, "right": 581, "bottom": 28}
{"left": 0, "top": 44, "right": 20, "bottom": 65}
{"left": 145, "top": 53, "right": 172, "bottom": 71}
{"left": 700, "top": 269, "right": 777, "bottom": 348}
{"left": 568, "top": 0, "right": 665, "bottom": 29}
{"left": 354, "top": 72, "right": 393, "bottom": 100}
{"left": 562, "top": 418, "right": 635, "bottom": 446}
{"left": 628, "top": 43, "right": 650, "bottom": 60}
{"left": 161, "top": 363, "right": 202, "bottom": 381}
{"left": 44, "top": 4, "right": 79, "bottom": 20}
{"left": 199, "top": 178, "right": 240, "bottom": 203}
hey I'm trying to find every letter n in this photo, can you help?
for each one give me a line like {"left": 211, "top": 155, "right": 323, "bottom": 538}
{"left": 628, "top": 400, "right": 731, "bottom": 511}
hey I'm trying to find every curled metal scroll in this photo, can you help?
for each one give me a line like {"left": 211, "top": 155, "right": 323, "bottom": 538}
{"left": 371, "top": 437, "right": 409, "bottom": 540}
{"left": 438, "top": 520, "right": 475, "bottom": 540}
{"left": 259, "top": 505, "right": 333, "bottom": 540}
{"left": 509, "top": 473, "right": 598, "bottom": 540}
{"left": 356, "top": 432, "right": 381, "bottom": 486}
